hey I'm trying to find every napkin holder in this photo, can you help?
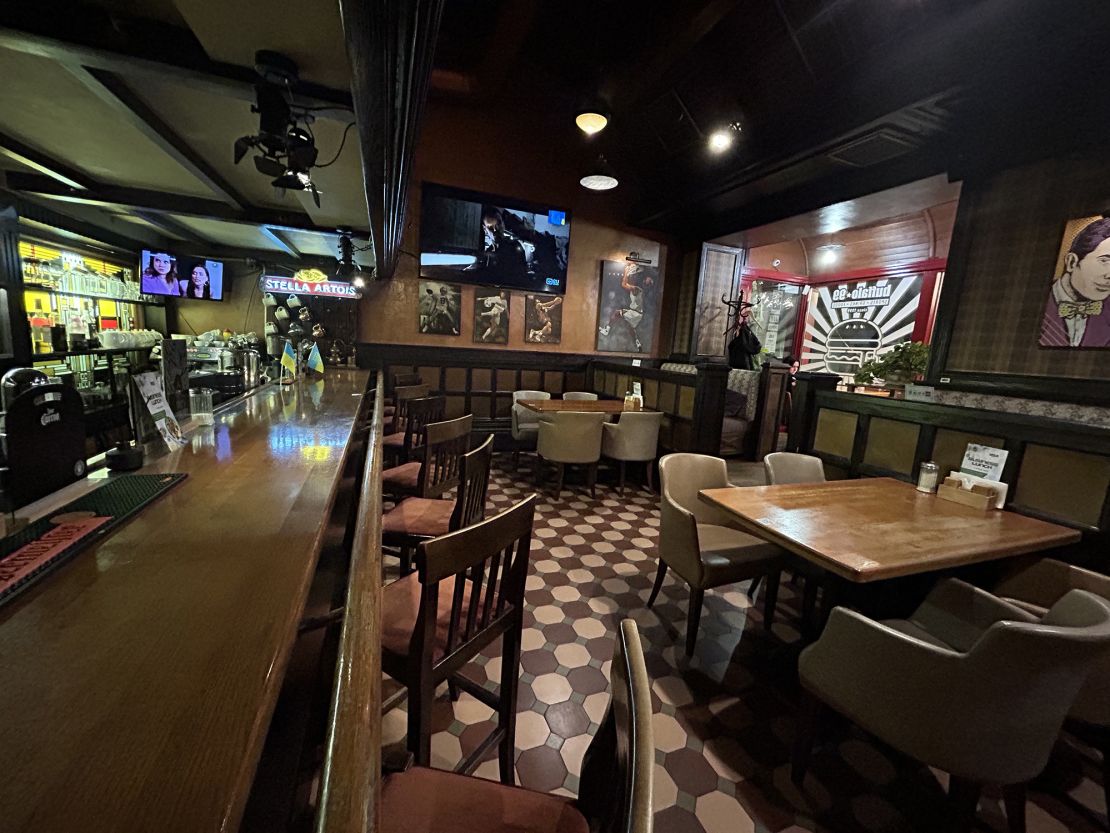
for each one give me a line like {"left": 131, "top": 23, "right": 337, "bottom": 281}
{"left": 937, "top": 472, "right": 1007, "bottom": 511}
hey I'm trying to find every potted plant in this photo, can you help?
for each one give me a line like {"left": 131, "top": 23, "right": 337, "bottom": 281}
{"left": 853, "top": 341, "right": 930, "bottom": 387}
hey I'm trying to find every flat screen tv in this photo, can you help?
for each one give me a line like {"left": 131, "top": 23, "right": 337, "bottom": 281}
{"left": 141, "top": 250, "right": 225, "bottom": 301}
{"left": 419, "top": 183, "right": 571, "bottom": 294}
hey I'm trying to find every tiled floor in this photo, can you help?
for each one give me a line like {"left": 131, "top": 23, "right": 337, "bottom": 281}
{"left": 383, "top": 454, "right": 1107, "bottom": 833}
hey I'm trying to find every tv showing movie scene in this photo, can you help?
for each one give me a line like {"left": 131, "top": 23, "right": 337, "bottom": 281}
{"left": 141, "top": 251, "right": 224, "bottom": 300}
{"left": 419, "top": 183, "right": 571, "bottom": 294}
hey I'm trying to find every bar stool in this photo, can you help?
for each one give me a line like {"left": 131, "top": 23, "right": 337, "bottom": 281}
{"left": 381, "top": 494, "right": 537, "bottom": 782}
{"left": 381, "top": 619, "right": 654, "bottom": 833}
{"left": 382, "top": 413, "right": 472, "bottom": 502}
{"left": 382, "top": 433, "right": 493, "bottom": 574}
{"left": 384, "top": 395, "right": 445, "bottom": 465}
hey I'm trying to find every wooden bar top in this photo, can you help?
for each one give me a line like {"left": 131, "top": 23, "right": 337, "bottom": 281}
{"left": 699, "top": 477, "right": 1082, "bottom": 583}
{"left": 0, "top": 370, "right": 370, "bottom": 833}
{"left": 518, "top": 399, "right": 647, "bottom": 414}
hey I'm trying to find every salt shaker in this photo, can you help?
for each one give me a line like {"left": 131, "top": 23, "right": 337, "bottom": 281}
{"left": 916, "top": 460, "right": 939, "bottom": 493}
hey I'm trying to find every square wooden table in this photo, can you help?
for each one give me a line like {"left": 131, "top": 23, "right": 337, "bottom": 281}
{"left": 518, "top": 399, "right": 644, "bottom": 415}
{"left": 698, "top": 478, "right": 1081, "bottom": 583}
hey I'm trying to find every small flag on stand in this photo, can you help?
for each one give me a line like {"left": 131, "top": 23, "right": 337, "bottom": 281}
{"left": 306, "top": 342, "right": 325, "bottom": 375}
{"left": 280, "top": 340, "right": 297, "bottom": 381}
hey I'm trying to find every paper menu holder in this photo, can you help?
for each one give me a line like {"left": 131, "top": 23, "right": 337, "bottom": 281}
{"left": 946, "top": 471, "right": 1008, "bottom": 509}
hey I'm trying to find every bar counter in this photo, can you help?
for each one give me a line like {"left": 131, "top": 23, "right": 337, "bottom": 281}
{"left": 0, "top": 369, "right": 371, "bottom": 833}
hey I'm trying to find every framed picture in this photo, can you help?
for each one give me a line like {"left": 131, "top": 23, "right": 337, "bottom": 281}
{"left": 524, "top": 294, "right": 562, "bottom": 344}
{"left": 473, "top": 288, "right": 510, "bottom": 344}
{"left": 596, "top": 260, "right": 659, "bottom": 353}
{"left": 418, "top": 280, "right": 461, "bottom": 336}
{"left": 1040, "top": 215, "right": 1110, "bottom": 348}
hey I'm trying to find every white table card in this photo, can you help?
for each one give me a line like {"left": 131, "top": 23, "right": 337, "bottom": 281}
{"left": 959, "top": 443, "right": 1008, "bottom": 482}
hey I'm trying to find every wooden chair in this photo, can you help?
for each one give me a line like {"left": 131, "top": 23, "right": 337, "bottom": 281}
{"left": 381, "top": 494, "right": 537, "bottom": 783}
{"left": 382, "top": 433, "right": 493, "bottom": 575}
{"left": 384, "top": 395, "right": 445, "bottom": 464}
{"left": 382, "top": 414, "right": 472, "bottom": 501}
{"left": 386, "top": 383, "right": 431, "bottom": 436}
{"left": 383, "top": 373, "right": 422, "bottom": 419}
{"left": 381, "top": 619, "right": 654, "bottom": 833}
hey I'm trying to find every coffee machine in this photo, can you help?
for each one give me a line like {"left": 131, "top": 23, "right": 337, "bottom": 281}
{"left": 0, "top": 368, "right": 87, "bottom": 511}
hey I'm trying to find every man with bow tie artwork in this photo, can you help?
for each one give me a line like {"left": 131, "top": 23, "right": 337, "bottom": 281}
{"left": 1040, "top": 216, "right": 1110, "bottom": 348}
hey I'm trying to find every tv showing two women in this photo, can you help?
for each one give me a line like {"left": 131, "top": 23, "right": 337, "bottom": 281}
{"left": 141, "top": 251, "right": 225, "bottom": 300}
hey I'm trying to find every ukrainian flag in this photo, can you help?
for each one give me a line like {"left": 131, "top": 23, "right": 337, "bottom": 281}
{"left": 280, "top": 340, "right": 297, "bottom": 376}
{"left": 306, "top": 342, "right": 325, "bottom": 375}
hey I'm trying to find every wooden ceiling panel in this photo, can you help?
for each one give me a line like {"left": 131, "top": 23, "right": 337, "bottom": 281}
{"left": 166, "top": 215, "right": 288, "bottom": 252}
{"left": 0, "top": 50, "right": 215, "bottom": 198}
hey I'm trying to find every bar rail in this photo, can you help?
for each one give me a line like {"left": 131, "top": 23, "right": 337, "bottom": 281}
{"left": 315, "top": 373, "right": 384, "bottom": 833}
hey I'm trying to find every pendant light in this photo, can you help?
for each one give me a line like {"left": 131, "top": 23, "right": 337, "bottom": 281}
{"left": 580, "top": 155, "right": 618, "bottom": 191}
{"left": 575, "top": 106, "right": 609, "bottom": 136}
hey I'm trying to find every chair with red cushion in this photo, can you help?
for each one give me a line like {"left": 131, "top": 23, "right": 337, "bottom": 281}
{"left": 384, "top": 383, "right": 431, "bottom": 439}
{"left": 383, "top": 432, "right": 492, "bottom": 574}
{"left": 382, "top": 413, "right": 472, "bottom": 503}
{"left": 381, "top": 494, "right": 537, "bottom": 782}
{"left": 381, "top": 619, "right": 654, "bottom": 833}
{"left": 383, "top": 373, "right": 422, "bottom": 419}
{"left": 384, "top": 394, "right": 444, "bottom": 465}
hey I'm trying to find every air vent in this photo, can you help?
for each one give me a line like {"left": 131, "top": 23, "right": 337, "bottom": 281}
{"left": 827, "top": 129, "right": 918, "bottom": 168}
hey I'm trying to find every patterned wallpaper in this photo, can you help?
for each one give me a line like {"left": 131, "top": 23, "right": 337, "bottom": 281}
{"left": 944, "top": 152, "right": 1110, "bottom": 381}
{"left": 932, "top": 389, "right": 1110, "bottom": 429}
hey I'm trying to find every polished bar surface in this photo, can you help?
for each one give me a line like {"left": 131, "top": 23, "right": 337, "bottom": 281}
{"left": 0, "top": 370, "right": 370, "bottom": 833}
{"left": 700, "top": 478, "right": 1082, "bottom": 582}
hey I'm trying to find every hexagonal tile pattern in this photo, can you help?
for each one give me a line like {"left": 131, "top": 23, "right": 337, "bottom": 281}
{"left": 396, "top": 454, "right": 1099, "bottom": 833}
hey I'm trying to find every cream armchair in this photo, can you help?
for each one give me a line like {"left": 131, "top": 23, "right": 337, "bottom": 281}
{"left": 794, "top": 578, "right": 1110, "bottom": 833}
{"left": 763, "top": 452, "right": 825, "bottom": 485}
{"left": 602, "top": 411, "right": 664, "bottom": 493}
{"left": 562, "top": 391, "right": 599, "bottom": 401}
{"left": 992, "top": 558, "right": 1110, "bottom": 814}
{"left": 510, "top": 390, "right": 550, "bottom": 467}
{"left": 654, "top": 453, "right": 786, "bottom": 655}
{"left": 536, "top": 411, "right": 608, "bottom": 497}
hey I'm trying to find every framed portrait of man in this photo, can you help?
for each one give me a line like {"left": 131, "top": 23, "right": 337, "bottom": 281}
{"left": 596, "top": 260, "right": 659, "bottom": 353}
{"left": 418, "top": 280, "right": 461, "bottom": 336}
{"left": 524, "top": 294, "right": 562, "bottom": 344}
{"left": 473, "top": 288, "right": 509, "bottom": 344}
{"left": 1040, "top": 215, "right": 1110, "bottom": 348}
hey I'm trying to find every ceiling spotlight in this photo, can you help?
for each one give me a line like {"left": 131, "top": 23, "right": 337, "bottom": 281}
{"left": 708, "top": 122, "right": 742, "bottom": 154}
{"left": 816, "top": 243, "right": 844, "bottom": 267}
{"left": 580, "top": 155, "right": 618, "bottom": 191}
{"left": 335, "top": 232, "right": 363, "bottom": 284}
{"left": 575, "top": 109, "right": 609, "bottom": 136}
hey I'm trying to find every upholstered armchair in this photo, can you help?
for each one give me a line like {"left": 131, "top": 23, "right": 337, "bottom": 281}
{"left": 510, "top": 390, "right": 550, "bottom": 467}
{"left": 763, "top": 452, "right": 825, "bottom": 485}
{"left": 602, "top": 411, "right": 664, "bottom": 492}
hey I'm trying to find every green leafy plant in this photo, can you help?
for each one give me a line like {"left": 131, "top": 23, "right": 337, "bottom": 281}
{"left": 853, "top": 341, "right": 930, "bottom": 385}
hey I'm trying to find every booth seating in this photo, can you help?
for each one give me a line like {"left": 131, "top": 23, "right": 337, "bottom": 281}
{"left": 381, "top": 619, "right": 654, "bottom": 833}
{"left": 511, "top": 390, "right": 550, "bottom": 467}
{"left": 602, "top": 411, "right": 664, "bottom": 493}
{"left": 721, "top": 369, "right": 761, "bottom": 456}
{"left": 381, "top": 495, "right": 537, "bottom": 781}
{"left": 793, "top": 579, "right": 1110, "bottom": 833}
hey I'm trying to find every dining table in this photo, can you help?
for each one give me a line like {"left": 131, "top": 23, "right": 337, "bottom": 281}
{"left": 698, "top": 477, "right": 1081, "bottom": 583}
{"left": 517, "top": 399, "right": 646, "bottom": 415}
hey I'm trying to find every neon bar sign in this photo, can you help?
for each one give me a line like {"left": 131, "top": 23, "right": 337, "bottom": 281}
{"left": 261, "top": 268, "right": 361, "bottom": 299}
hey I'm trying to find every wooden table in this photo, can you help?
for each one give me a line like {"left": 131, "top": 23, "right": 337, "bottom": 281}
{"left": 0, "top": 370, "right": 370, "bottom": 833}
{"left": 699, "top": 477, "right": 1081, "bottom": 583}
{"left": 518, "top": 399, "right": 646, "bottom": 414}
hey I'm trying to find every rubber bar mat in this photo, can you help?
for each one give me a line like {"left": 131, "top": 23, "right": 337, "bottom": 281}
{"left": 0, "top": 473, "right": 187, "bottom": 607}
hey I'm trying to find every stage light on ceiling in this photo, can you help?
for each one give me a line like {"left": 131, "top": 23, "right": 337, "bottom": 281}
{"left": 575, "top": 109, "right": 609, "bottom": 135}
{"left": 708, "top": 122, "right": 742, "bottom": 154}
{"left": 580, "top": 155, "right": 618, "bottom": 191}
{"left": 335, "top": 232, "right": 364, "bottom": 284}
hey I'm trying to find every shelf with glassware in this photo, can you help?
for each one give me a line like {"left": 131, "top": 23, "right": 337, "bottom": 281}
{"left": 20, "top": 237, "right": 165, "bottom": 357}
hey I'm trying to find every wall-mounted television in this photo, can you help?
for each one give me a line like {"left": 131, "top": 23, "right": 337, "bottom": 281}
{"left": 141, "top": 250, "right": 225, "bottom": 301}
{"left": 419, "top": 183, "right": 571, "bottom": 295}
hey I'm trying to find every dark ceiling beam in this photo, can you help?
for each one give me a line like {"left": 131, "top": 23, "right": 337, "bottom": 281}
{"left": 0, "top": 14, "right": 353, "bottom": 114}
{"left": 131, "top": 210, "right": 207, "bottom": 244}
{"left": 0, "top": 131, "right": 95, "bottom": 191}
{"left": 63, "top": 65, "right": 248, "bottom": 210}
{"left": 3, "top": 190, "right": 148, "bottom": 253}
{"left": 259, "top": 227, "right": 301, "bottom": 258}
{"left": 6, "top": 172, "right": 371, "bottom": 240}
{"left": 339, "top": 0, "right": 445, "bottom": 279}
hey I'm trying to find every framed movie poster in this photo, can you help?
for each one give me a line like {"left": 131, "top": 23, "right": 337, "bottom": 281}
{"left": 473, "top": 288, "right": 509, "bottom": 344}
{"left": 800, "top": 275, "right": 923, "bottom": 380}
{"left": 1040, "top": 215, "right": 1110, "bottom": 348}
{"left": 418, "top": 280, "right": 461, "bottom": 336}
{"left": 596, "top": 260, "right": 659, "bottom": 353}
{"left": 524, "top": 293, "right": 562, "bottom": 344}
